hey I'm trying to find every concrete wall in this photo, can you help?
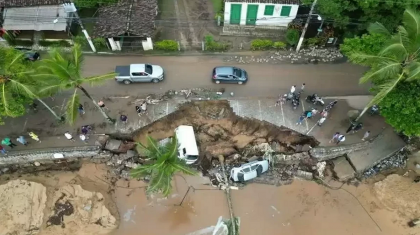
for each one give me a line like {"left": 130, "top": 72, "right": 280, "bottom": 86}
{"left": 224, "top": 2, "right": 298, "bottom": 27}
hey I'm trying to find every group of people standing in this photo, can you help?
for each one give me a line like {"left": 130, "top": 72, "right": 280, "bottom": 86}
{"left": 0, "top": 132, "right": 40, "bottom": 155}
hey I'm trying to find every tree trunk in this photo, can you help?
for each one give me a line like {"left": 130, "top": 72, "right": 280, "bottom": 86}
{"left": 36, "top": 98, "right": 64, "bottom": 121}
{"left": 355, "top": 106, "right": 369, "bottom": 122}
{"left": 77, "top": 86, "right": 115, "bottom": 124}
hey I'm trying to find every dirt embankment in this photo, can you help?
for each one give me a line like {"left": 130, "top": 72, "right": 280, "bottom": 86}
{"left": 0, "top": 163, "right": 119, "bottom": 235}
{"left": 373, "top": 174, "right": 420, "bottom": 219}
{"left": 132, "top": 100, "right": 318, "bottom": 171}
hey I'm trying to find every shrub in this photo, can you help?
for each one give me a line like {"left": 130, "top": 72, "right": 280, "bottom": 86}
{"left": 39, "top": 40, "right": 71, "bottom": 47}
{"left": 13, "top": 40, "right": 34, "bottom": 47}
{"left": 305, "top": 37, "right": 323, "bottom": 47}
{"left": 154, "top": 40, "right": 178, "bottom": 51}
{"left": 73, "top": 35, "right": 88, "bottom": 47}
{"left": 205, "top": 35, "right": 228, "bottom": 51}
{"left": 250, "top": 39, "right": 273, "bottom": 50}
{"left": 93, "top": 38, "right": 107, "bottom": 50}
{"left": 286, "top": 29, "right": 300, "bottom": 46}
{"left": 273, "top": 41, "right": 286, "bottom": 49}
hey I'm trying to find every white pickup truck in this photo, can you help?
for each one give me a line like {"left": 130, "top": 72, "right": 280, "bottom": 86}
{"left": 114, "top": 63, "right": 164, "bottom": 84}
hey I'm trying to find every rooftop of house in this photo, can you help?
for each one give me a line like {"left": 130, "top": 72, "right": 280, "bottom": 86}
{"left": 2, "top": 5, "right": 69, "bottom": 31}
{"left": 0, "top": 0, "right": 65, "bottom": 7}
{"left": 223, "top": 0, "right": 300, "bottom": 4}
{"left": 92, "top": 0, "right": 157, "bottom": 38}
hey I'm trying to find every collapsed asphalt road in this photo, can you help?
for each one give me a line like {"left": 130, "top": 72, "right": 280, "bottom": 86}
{"left": 81, "top": 55, "right": 369, "bottom": 98}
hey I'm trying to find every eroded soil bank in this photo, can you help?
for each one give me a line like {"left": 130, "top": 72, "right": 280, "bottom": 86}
{"left": 132, "top": 100, "right": 318, "bottom": 173}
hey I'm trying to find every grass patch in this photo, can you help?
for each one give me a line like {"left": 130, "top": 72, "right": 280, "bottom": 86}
{"left": 211, "top": 0, "right": 223, "bottom": 13}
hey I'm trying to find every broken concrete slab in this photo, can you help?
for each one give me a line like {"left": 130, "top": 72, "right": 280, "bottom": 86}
{"left": 104, "top": 139, "right": 122, "bottom": 152}
{"left": 332, "top": 156, "right": 355, "bottom": 181}
{"left": 309, "top": 141, "right": 370, "bottom": 161}
{"left": 347, "top": 128, "right": 406, "bottom": 173}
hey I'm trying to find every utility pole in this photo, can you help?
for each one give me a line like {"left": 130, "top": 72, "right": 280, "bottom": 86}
{"left": 296, "top": 0, "right": 318, "bottom": 52}
{"left": 63, "top": 2, "right": 96, "bottom": 52}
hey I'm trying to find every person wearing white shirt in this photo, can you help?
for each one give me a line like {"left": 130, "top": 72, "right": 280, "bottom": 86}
{"left": 64, "top": 132, "right": 75, "bottom": 141}
{"left": 290, "top": 85, "right": 296, "bottom": 94}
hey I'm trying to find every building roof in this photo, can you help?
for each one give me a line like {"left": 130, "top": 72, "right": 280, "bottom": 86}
{"left": 93, "top": 0, "right": 157, "bottom": 38}
{"left": 0, "top": 0, "right": 65, "bottom": 7}
{"left": 2, "top": 5, "right": 69, "bottom": 31}
{"left": 224, "top": 0, "right": 300, "bottom": 4}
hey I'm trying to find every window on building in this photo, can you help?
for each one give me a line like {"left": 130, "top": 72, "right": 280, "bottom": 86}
{"left": 280, "top": 6, "right": 292, "bottom": 17}
{"left": 264, "top": 5, "right": 275, "bottom": 16}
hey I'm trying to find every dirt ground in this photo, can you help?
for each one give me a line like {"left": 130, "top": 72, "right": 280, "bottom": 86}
{"left": 0, "top": 164, "right": 418, "bottom": 235}
{"left": 132, "top": 100, "right": 318, "bottom": 172}
{"left": 157, "top": 0, "right": 219, "bottom": 49}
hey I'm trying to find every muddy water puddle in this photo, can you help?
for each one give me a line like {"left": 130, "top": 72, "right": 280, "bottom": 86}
{"left": 110, "top": 175, "right": 229, "bottom": 235}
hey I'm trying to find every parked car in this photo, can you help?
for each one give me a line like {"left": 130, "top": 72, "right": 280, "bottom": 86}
{"left": 212, "top": 66, "right": 248, "bottom": 84}
{"left": 14, "top": 48, "right": 40, "bottom": 61}
{"left": 230, "top": 159, "right": 269, "bottom": 182}
{"left": 115, "top": 63, "right": 164, "bottom": 84}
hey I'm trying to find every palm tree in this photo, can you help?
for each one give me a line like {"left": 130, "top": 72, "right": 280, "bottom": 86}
{"left": 36, "top": 44, "right": 116, "bottom": 124}
{"left": 130, "top": 136, "right": 196, "bottom": 196}
{"left": 0, "top": 47, "right": 62, "bottom": 121}
{"left": 350, "top": 9, "right": 420, "bottom": 121}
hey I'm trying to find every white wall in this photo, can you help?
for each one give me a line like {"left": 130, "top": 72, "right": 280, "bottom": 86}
{"left": 224, "top": 2, "right": 298, "bottom": 27}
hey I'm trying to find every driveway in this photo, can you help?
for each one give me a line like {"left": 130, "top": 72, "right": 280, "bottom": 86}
{"left": 81, "top": 55, "right": 369, "bottom": 98}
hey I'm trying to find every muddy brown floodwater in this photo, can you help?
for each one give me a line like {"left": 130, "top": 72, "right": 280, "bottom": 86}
{"left": 0, "top": 163, "right": 417, "bottom": 235}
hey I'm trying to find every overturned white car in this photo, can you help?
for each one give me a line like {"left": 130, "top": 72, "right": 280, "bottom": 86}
{"left": 230, "top": 160, "right": 269, "bottom": 182}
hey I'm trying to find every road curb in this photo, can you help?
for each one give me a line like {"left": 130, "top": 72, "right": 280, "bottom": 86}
{"left": 0, "top": 146, "right": 102, "bottom": 165}
{"left": 322, "top": 95, "right": 373, "bottom": 100}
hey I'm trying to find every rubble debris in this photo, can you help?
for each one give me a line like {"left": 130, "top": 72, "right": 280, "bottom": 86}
{"left": 363, "top": 150, "right": 408, "bottom": 178}
{"left": 316, "top": 162, "right": 326, "bottom": 178}
{"left": 295, "top": 170, "right": 313, "bottom": 180}
{"left": 222, "top": 48, "right": 344, "bottom": 64}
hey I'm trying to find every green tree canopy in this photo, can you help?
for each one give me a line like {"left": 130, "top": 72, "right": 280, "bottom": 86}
{"left": 380, "top": 82, "right": 420, "bottom": 136}
{"left": 350, "top": 9, "right": 420, "bottom": 121}
{"left": 303, "top": 0, "right": 420, "bottom": 34}
{"left": 0, "top": 47, "right": 61, "bottom": 124}
{"left": 340, "top": 33, "right": 387, "bottom": 63}
{"left": 130, "top": 136, "right": 196, "bottom": 196}
{"left": 36, "top": 44, "right": 116, "bottom": 124}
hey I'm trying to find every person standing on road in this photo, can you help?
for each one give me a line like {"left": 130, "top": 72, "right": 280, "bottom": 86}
{"left": 64, "top": 132, "right": 75, "bottom": 141}
{"left": 16, "top": 136, "right": 28, "bottom": 146}
{"left": 336, "top": 135, "right": 346, "bottom": 145}
{"left": 135, "top": 106, "right": 142, "bottom": 116}
{"left": 362, "top": 131, "right": 370, "bottom": 141}
{"left": 290, "top": 85, "right": 296, "bottom": 94}
{"left": 79, "top": 134, "right": 88, "bottom": 143}
{"left": 78, "top": 104, "right": 85, "bottom": 115}
{"left": 346, "top": 122, "right": 357, "bottom": 133}
{"left": 29, "top": 132, "right": 40, "bottom": 142}
{"left": 141, "top": 101, "right": 147, "bottom": 113}
{"left": 81, "top": 126, "right": 89, "bottom": 135}
{"left": 98, "top": 100, "right": 109, "bottom": 111}
{"left": 296, "top": 115, "right": 306, "bottom": 125}
{"left": 329, "top": 132, "right": 340, "bottom": 143}
{"left": 300, "top": 83, "right": 305, "bottom": 92}
{"left": 317, "top": 117, "right": 326, "bottom": 126}
{"left": 0, "top": 145, "right": 6, "bottom": 155}
{"left": 352, "top": 123, "right": 363, "bottom": 134}
{"left": 120, "top": 114, "right": 128, "bottom": 124}
{"left": 2, "top": 138, "right": 16, "bottom": 148}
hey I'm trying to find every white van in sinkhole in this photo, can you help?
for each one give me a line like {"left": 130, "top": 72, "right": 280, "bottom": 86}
{"left": 174, "top": 125, "right": 199, "bottom": 164}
